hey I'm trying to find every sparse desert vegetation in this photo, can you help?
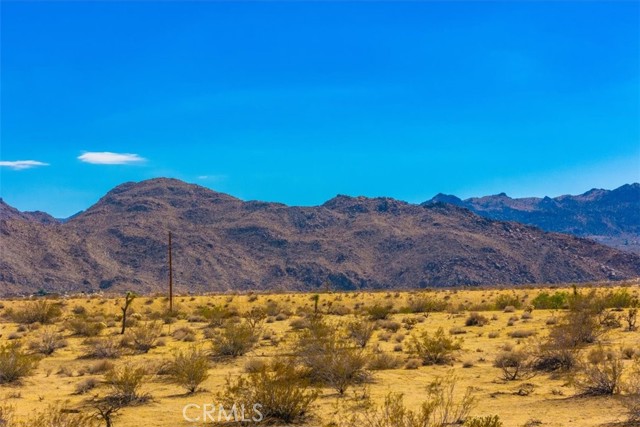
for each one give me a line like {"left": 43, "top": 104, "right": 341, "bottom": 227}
{"left": 0, "top": 282, "right": 638, "bottom": 426}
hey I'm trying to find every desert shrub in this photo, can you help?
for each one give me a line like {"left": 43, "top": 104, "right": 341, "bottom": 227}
{"left": 164, "top": 346, "right": 210, "bottom": 393}
{"left": 494, "top": 294, "right": 521, "bottom": 310}
{"left": 220, "top": 359, "right": 319, "bottom": 424}
{"left": 105, "top": 363, "right": 149, "bottom": 404}
{"left": 0, "top": 343, "right": 39, "bottom": 384}
{"left": 318, "top": 345, "right": 369, "bottom": 395}
{"left": 172, "top": 326, "right": 196, "bottom": 342}
{"left": 7, "top": 300, "right": 62, "bottom": 324}
{"left": 507, "top": 329, "right": 536, "bottom": 339}
{"left": 465, "top": 312, "right": 489, "bottom": 327}
{"left": 341, "top": 373, "right": 475, "bottom": 427}
{"left": 549, "top": 311, "right": 602, "bottom": 348}
{"left": 0, "top": 403, "right": 14, "bottom": 426}
{"left": 410, "top": 327, "right": 462, "bottom": 365}
{"left": 401, "top": 317, "right": 419, "bottom": 330}
{"left": 295, "top": 317, "right": 369, "bottom": 394}
{"left": 601, "top": 289, "right": 636, "bottom": 309}
{"left": 531, "top": 291, "right": 569, "bottom": 309}
{"left": 367, "top": 304, "right": 393, "bottom": 320}
{"left": 244, "top": 358, "right": 267, "bottom": 373}
{"left": 86, "top": 360, "right": 115, "bottom": 374}
{"left": 66, "top": 318, "right": 105, "bottom": 337}
{"left": 378, "top": 331, "right": 392, "bottom": 342}
{"left": 244, "top": 307, "right": 267, "bottom": 330}
{"left": 348, "top": 318, "right": 376, "bottom": 348}
{"left": 626, "top": 308, "right": 638, "bottom": 331}
{"left": 573, "top": 347, "right": 624, "bottom": 395}
{"left": 75, "top": 377, "right": 100, "bottom": 395}
{"left": 464, "top": 415, "right": 503, "bottom": 427}
{"left": 211, "top": 320, "right": 259, "bottom": 358}
{"left": 599, "top": 310, "right": 622, "bottom": 329}
{"left": 624, "top": 358, "right": 640, "bottom": 424}
{"left": 626, "top": 396, "right": 640, "bottom": 425}
{"left": 125, "top": 320, "right": 163, "bottom": 353}
{"left": 264, "top": 301, "right": 282, "bottom": 317}
{"left": 493, "top": 350, "right": 533, "bottom": 381}
{"left": 20, "top": 403, "right": 99, "bottom": 427}
{"left": 28, "top": 327, "right": 67, "bottom": 356}
{"left": 197, "top": 305, "right": 234, "bottom": 328}
{"left": 289, "top": 317, "right": 311, "bottom": 330}
{"left": 82, "top": 337, "right": 121, "bottom": 359}
{"left": 403, "top": 296, "right": 448, "bottom": 313}
{"left": 449, "top": 327, "right": 466, "bottom": 335}
{"left": 528, "top": 298, "right": 601, "bottom": 373}
{"left": 545, "top": 317, "right": 558, "bottom": 325}
{"left": 378, "top": 320, "right": 401, "bottom": 333}
{"left": 531, "top": 342, "right": 578, "bottom": 373}
{"left": 367, "top": 351, "right": 402, "bottom": 371}
{"left": 328, "top": 304, "right": 352, "bottom": 316}
{"left": 405, "top": 358, "right": 421, "bottom": 370}
{"left": 72, "top": 305, "right": 87, "bottom": 315}
{"left": 532, "top": 297, "right": 599, "bottom": 370}
{"left": 622, "top": 347, "right": 637, "bottom": 360}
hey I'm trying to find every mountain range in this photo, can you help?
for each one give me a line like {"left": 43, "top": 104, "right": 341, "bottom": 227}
{"left": 425, "top": 183, "right": 640, "bottom": 254}
{"left": 1, "top": 178, "right": 638, "bottom": 296}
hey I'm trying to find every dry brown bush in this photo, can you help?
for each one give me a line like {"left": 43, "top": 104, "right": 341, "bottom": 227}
{"left": 82, "top": 337, "right": 121, "bottom": 359}
{"left": 465, "top": 312, "right": 489, "bottom": 327}
{"left": 573, "top": 347, "right": 624, "bottom": 396}
{"left": 348, "top": 317, "right": 376, "bottom": 348}
{"left": 493, "top": 350, "right": 534, "bottom": 381}
{"left": 340, "top": 373, "right": 476, "bottom": 427}
{"left": 19, "top": 403, "right": 99, "bottom": 427}
{"left": 28, "top": 327, "right": 67, "bottom": 356}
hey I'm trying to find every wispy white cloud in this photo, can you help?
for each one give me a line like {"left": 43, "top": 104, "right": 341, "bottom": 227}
{"left": 0, "top": 160, "right": 49, "bottom": 170}
{"left": 197, "top": 174, "right": 227, "bottom": 182}
{"left": 78, "top": 152, "right": 146, "bottom": 165}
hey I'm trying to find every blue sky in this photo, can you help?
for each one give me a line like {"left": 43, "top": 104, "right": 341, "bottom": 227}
{"left": 1, "top": 1, "right": 639, "bottom": 218}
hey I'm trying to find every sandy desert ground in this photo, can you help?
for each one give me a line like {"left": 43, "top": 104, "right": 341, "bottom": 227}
{"left": 1, "top": 283, "right": 638, "bottom": 427}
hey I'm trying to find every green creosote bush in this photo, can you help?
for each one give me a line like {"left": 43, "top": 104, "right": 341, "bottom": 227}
{"left": 410, "top": 327, "right": 462, "bottom": 365}
{"left": 494, "top": 294, "right": 522, "bottom": 310}
{"left": 6, "top": 300, "right": 62, "bottom": 324}
{"left": 104, "top": 363, "right": 150, "bottom": 404}
{"left": 219, "top": 359, "right": 319, "bottom": 424}
{"left": 164, "top": 346, "right": 210, "bottom": 394}
{"left": 211, "top": 320, "right": 259, "bottom": 358}
{"left": 0, "top": 342, "right": 39, "bottom": 384}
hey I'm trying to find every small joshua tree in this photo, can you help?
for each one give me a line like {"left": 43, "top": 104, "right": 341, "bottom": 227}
{"left": 120, "top": 292, "right": 136, "bottom": 335}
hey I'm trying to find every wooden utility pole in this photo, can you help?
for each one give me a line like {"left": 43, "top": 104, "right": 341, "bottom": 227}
{"left": 168, "top": 231, "right": 173, "bottom": 312}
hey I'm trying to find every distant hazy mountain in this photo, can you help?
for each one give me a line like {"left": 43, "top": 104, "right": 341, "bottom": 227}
{"left": 1, "top": 179, "right": 638, "bottom": 296}
{"left": 425, "top": 183, "right": 640, "bottom": 254}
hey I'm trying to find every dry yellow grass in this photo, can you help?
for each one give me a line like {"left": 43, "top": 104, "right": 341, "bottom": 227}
{"left": 1, "top": 283, "right": 638, "bottom": 427}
